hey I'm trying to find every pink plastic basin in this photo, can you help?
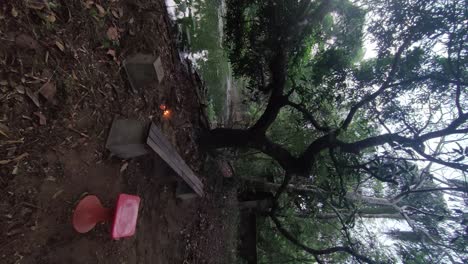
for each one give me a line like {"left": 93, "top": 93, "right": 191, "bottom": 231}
{"left": 111, "top": 194, "right": 141, "bottom": 239}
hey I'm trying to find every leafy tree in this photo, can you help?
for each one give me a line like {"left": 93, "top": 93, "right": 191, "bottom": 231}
{"left": 201, "top": 0, "right": 468, "bottom": 263}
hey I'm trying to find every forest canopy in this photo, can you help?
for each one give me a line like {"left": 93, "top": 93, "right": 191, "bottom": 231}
{"left": 203, "top": 0, "right": 468, "bottom": 263}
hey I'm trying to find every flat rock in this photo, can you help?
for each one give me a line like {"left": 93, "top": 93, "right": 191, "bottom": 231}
{"left": 123, "top": 54, "right": 164, "bottom": 92}
{"left": 106, "top": 119, "right": 150, "bottom": 159}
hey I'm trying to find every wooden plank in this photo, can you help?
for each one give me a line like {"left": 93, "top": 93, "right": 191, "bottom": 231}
{"left": 146, "top": 124, "right": 203, "bottom": 196}
{"left": 148, "top": 124, "right": 203, "bottom": 189}
{"left": 147, "top": 136, "right": 203, "bottom": 195}
{"left": 146, "top": 138, "right": 184, "bottom": 180}
{"left": 147, "top": 130, "right": 203, "bottom": 190}
{"left": 148, "top": 129, "right": 203, "bottom": 191}
{"left": 146, "top": 138, "right": 203, "bottom": 196}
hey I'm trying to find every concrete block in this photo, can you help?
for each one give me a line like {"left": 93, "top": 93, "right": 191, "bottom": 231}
{"left": 123, "top": 54, "right": 164, "bottom": 92}
{"left": 106, "top": 119, "right": 150, "bottom": 159}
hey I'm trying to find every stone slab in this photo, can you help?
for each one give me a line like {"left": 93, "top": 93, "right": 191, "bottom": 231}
{"left": 106, "top": 119, "right": 150, "bottom": 159}
{"left": 123, "top": 53, "right": 164, "bottom": 92}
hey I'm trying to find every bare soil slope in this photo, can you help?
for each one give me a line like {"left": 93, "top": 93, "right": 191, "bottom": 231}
{"left": 0, "top": 1, "right": 237, "bottom": 263}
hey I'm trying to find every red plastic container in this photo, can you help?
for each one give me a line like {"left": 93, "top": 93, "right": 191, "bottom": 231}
{"left": 72, "top": 194, "right": 141, "bottom": 239}
{"left": 111, "top": 194, "right": 141, "bottom": 239}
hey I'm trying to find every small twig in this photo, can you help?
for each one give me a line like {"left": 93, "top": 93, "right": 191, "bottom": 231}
{"left": 1, "top": 139, "right": 25, "bottom": 145}
{"left": 67, "top": 125, "right": 90, "bottom": 138}
{"left": 73, "top": 91, "right": 90, "bottom": 110}
{"left": 21, "top": 202, "right": 40, "bottom": 209}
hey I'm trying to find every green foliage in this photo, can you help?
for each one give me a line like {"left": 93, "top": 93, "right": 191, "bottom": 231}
{"left": 174, "top": 0, "right": 233, "bottom": 120}
{"left": 206, "top": 99, "right": 217, "bottom": 123}
{"left": 222, "top": 0, "right": 468, "bottom": 263}
{"left": 267, "top": 108, "right": 316, "bottom": 156}
{"left": 224, "top": 0, "right": 367, "bottom": 107}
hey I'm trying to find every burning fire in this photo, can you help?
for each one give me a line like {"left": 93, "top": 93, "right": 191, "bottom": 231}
{"left": 160, "top": 104, "right": 171, "bottom": 119}
{"left": 163, "top": 109, "right": 171, "bottom": 118}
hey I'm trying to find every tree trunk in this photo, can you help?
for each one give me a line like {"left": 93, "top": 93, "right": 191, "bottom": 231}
{"left": 200, "top": 131, "right": 309, "bottom": 175}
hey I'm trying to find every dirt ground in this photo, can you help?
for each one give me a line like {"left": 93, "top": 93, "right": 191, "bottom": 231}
{"left": 0, "top": 1, "right": 238, "bottom": 263}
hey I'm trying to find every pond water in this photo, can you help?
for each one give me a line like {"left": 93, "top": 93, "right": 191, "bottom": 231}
{"left": 166, "top": 0, "right": 240, "bottom": 125}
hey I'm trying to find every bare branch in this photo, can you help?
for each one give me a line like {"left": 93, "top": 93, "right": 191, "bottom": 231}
{"left": 341, "top": 40, "right": 411, "bottom": 131}
{"left": 286, "top": 101, "right": 330, "bottom": 132}
{"left": 316, "top": 212, "right": 403, "bottom": 220}
{"left": 393, "top": 187, "right": 468, "bottom": 201}
{"left": 270, "top": 172, "right": 294, "bottom": 213}
{"left": 413, "top": 147, "right": 468, "bottom": 172}
{"left": 270, "top": 215, "right": 377, "bottom": 264}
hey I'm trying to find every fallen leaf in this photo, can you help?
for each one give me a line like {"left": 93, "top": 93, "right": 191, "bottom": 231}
{"left": 12, "top": 166, "right": 18, "bottom": 175}
{"left": 25, "top": 0, "right": 46, "bottom": 10}
{"left": 84, "top": 0, "right": 94, "bottom": 9}
{"left": 95, "top": 4, "right": 106, "bottom": 17}
{"left": 43, "top": 12, "right": 56, "bottom": 23}
{"left": 0, "top": 160, "right": 11, "bottom": 165}
{"left": 25, "top": 88, "right": 40, "bottom": 107}
{"left": 71, "top": 70, "right": 79, "bottom": 80}
{"left": 0, "top": 80, "right": 7, "bottom": 86}
{"left": 13, "top": 153, "right": 29, "bottom": 162}
{"left": 15, "top": 34, "right": 39, "bottom": 50}
{"left": 52, "top": 189, "right": 64, "bottom": 199}
{"left": 120, "top": 162, "right": 129, "bottom": 173}
{"left": 55, "top": 40, "right": 65, "bottom": 52}
{"left": 33, "top": 112, "right": 47, "bottom": 125}
{"left": 107, "top": 49, "right": 116, "bottom": 59}
{"left": 15, "top": 84, "right": 26, "bottom": 94}
{"left": 106, "top": 27, "right": 119, "bottom": 41}
{"left": 45, "top": 176, "right": 56, "bottom": 181}
{"left": 11, "top": 6, "right": 19, "bottom": 17}
{"left": 38, "top": 81, "right": 56, "bottom": 102}
{"left": 0, "top": 123, "right": 10, "bottom": 137}
{"left": 111, "top": 10, "right": 119, "bottom": 18}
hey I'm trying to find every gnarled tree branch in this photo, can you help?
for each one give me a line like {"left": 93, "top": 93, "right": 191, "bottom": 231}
{"left": 270, "top": 215, "right": 377, "bottom": 264}
{"left": 286, "top": 100, "right": 330, "bottom": 132}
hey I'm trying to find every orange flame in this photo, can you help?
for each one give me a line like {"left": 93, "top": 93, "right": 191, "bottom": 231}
{"left": 163, "top": 109, "right": 171, "bottom": 119}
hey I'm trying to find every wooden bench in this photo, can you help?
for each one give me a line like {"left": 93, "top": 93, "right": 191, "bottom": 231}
{"left": 106, "top": 119, "right": 203, "bottom": 198}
